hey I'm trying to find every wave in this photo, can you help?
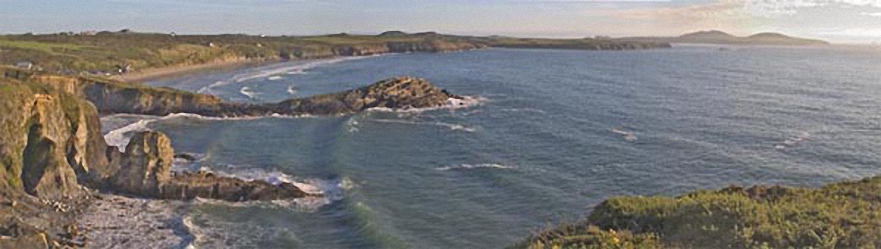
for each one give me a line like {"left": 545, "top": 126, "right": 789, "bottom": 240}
{"left": 240, "top": 86, "right": 259, "bottom": 99}
{"left": 104, "top": 119, "right": 155, "bottom": 150}
{"left": 436, "top": 163, "right": 516, "bottom": 171}
{"left": 364, "top": 118, "right": 478, "bottom": 132}
{"left": 197, "top": 56, "right": 371, "bottom": 95}
{"left": 181, "top": 212, "right": 299, "bottom": 249}
{"left": 232, "top": 56, "right": 370, "bottom": 83}
{"left": 367, "top": 96, "right": 487, "bottom": 114}
{"left": 286, "top": 85, "right": 298, "bottom": 95}
{"left": 775, "top": 131, "right": 811, "bottom": 150}
{"left": 610, "top": 128, "right": 637, "bottom": 142}
{"left": 267, "top": 76, "right": 284, "bottom": 81}
{"left": 103, "top": 113, "right": 318, "bottom": 151}
{"left": 500, "top": 108, "right": 546, "bottom": 114}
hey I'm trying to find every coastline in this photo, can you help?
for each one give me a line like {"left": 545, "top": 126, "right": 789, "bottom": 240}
{"left": 110, "top": 57, "right": 281, "bottom": 82}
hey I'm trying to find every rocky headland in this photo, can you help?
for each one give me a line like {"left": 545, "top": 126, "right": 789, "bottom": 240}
{"left": 4, "top": 66, "right": 464, "bottom": 117}
{"left": 0, "top": 64, "right": 465, "bottom": 247}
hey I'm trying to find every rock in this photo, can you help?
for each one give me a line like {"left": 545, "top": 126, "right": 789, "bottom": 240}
{"left": 107, "top": 131, "right": 309, "bottom": 201}
{"left": 159, "top": 171, "right": 312, "bottom": 201}
{"left": 0, "top": 233, "right": 49, "bottom": 249}
{"left": 173, "top": 153, "right": 198, "bottom": 162}
{"left": 109, "top": 132, "right": 173, "bottom": 196}
{"left": 275, "top": 77, "right": 461, "bottom": 115}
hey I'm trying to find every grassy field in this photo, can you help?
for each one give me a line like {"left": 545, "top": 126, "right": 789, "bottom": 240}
{"left": 0, "top": 31, "right": 669, "bottom": 76}
{"left": 515, "top": 176, "right": 881, "bottom": 248}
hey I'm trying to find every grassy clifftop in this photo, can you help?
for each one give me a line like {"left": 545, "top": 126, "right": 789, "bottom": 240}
{"left": 0, "top": 31, "right": 670, "bottom": 75}
{"left": 517, "top": 176, "right": 881, "bottom": 249}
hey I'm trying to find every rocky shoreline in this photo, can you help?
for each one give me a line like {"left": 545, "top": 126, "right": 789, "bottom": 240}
{"left": 0, "top": 65, "right": 466, "bottom": 247}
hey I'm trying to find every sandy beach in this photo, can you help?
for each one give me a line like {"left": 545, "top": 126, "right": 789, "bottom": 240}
{"left": 110, "top": 57, "right": 279, "bottom": 82}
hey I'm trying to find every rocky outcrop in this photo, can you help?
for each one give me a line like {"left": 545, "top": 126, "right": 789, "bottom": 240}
{"left": 274, "top": 77, "right": 461, "bottom": 115}
{"left": 160, "top": 171, "right": 310, "bottom": 201}
{"left": 106, "top": 131, "right": 310, "bottom": 201}
{"left": 107, "top": 132, "right": 173, "bottom": 195}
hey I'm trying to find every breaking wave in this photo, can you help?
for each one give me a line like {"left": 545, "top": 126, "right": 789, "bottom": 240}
{"left": 367, "top": 96, "right": 487, "bottom": 114}
{"left": 364, "top": 118, "right": 478, "bottom": 132}
{"left": 610, "top": 128, "right": 637, "bottom": 142}
{"left": 197, "top": 56, "right": 370, "bottom": 95}
{"left": 775, "top": 131, "right": 811, "bottom": 150}
{"left": 240, "top": 86, "right": 259, "bottom": 99}
{"left": 436, "top": 163, "right": 516, "bottom": 171}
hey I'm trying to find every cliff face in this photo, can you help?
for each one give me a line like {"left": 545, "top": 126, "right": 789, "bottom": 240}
{"left": 0, "top": 78, "right": 104, "bottom": 199}
{"left": 0, "top": 73, "right": 312, "bottom": 246}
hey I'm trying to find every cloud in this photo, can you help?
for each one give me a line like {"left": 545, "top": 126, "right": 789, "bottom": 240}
{"left": 861, "top": 11, "right": 881, "bottom": 16}
{"left": 745, "top": 0, "right": 881, "bottom": 16}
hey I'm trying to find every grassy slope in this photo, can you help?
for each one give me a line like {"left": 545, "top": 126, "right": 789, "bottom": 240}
{"left": 0, "top": 32, "right": 669, "bottom": 75}
{"left": 517, "top": 176, "right": 881, "bottom": 249}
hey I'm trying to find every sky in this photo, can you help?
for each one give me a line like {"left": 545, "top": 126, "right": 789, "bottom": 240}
{"left": 1, "top": 0, "right": 880, "bottom": 44}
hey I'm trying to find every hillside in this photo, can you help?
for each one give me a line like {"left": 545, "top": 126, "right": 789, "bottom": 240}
{"left": 0, "top": 31, "right": 670, "bottom": 77}
{"left": 515, "top": 176, "right": 881, "bottom": 248}
{"left": 623, "top": 30, "right": 830, "bottom": 46}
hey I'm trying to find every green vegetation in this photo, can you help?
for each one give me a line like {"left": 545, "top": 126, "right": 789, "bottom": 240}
{"left": 0, "top": 31, "right": 669, "bottom": 75}
{"left": 516, "top": 176, "right": 881, "bottom": 248}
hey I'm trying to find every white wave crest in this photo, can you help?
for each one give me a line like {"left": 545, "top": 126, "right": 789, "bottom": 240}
{"left": 436, "top": 163, "right": 516, "bottom": 171}
{"left": 367, "top": 96, "right": 487, "bottom": 114}
{"left": 775, "top": 131, "right": 811, "bottom": 150}
{"left": 267, "top": 76, "right": 284, "bottom": 81}
{"left": 197, "top": 56, "right": 370, "bottom": 95}
{"left": 286, "top": 85, "right": 298, "bottom": 95}
{"left": 365, "top": 118, "right": 478, "bottom": 132}
{"left": 104, "top": 119, "right": 155, "bottom": 150}
{"left": 233, "top": 56, "right": 369, "bottom": 83}
{"left": 610, "top": 128, "right": 637, "bottom": 142}
{"left": 240, "top": 86, "right": 259, "bottom": 99}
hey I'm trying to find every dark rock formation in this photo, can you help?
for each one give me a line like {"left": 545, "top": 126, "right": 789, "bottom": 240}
{"left": 161, "top": 171, "right": 311, "bottom": 201}
{"left": 107, "top": 132, "right": 173, "bottom": 195}
{"left": 107, "top": 131, "right": 310, "bottom": 201}
{"left": 273, "top": 77, "right": 461, "bottom": 115}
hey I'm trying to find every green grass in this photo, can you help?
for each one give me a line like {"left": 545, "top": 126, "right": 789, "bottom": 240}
{"left": 0, "top": 39, "right": 89, "bottom": 54}
{"left": 0, "top": 32, "right": 668, "bottom": 75}
{"left": 516, "top": 176, "right": 881, "bottom": 249}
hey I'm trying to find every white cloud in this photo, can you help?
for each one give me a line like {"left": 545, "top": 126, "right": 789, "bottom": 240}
{"left": 746, "top": 0, "right": 881, "bottom": 16}
{"left": 861, "top": 11, "right": 881, "bottom": 16}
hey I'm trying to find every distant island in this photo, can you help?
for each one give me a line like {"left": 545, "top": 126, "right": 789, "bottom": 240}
{"left": 0, "top": 30, "right": 670, "bottom": 80}
{"left": 624, "top": 30, "right": 830, "bottom": 46}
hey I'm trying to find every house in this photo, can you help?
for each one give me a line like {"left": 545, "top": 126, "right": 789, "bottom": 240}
{"left": 15, "top": 62, "right": 33, "bottom": 70}
{"left": 116, "top": 63, "right": 133, "bottom": 74}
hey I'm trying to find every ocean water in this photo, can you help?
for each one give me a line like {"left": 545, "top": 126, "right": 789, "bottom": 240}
{"left": 104, "top": 46, "right": 881, "bottom": 248}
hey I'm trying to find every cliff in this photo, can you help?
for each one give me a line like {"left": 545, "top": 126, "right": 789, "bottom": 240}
{"left": 515, "top": 176, "right": 881, "bottom": 248}
{"left": 0, "top": 72, "right": 312, "bottom": 246}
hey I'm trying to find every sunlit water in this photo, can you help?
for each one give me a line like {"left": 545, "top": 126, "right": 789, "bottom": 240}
{"left": 102, "top": 46, "right": 881, "bottom": 248}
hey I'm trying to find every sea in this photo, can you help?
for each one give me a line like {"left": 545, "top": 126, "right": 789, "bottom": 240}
{"left": 99, "top": 45, "right": 881, "bottom": 248}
